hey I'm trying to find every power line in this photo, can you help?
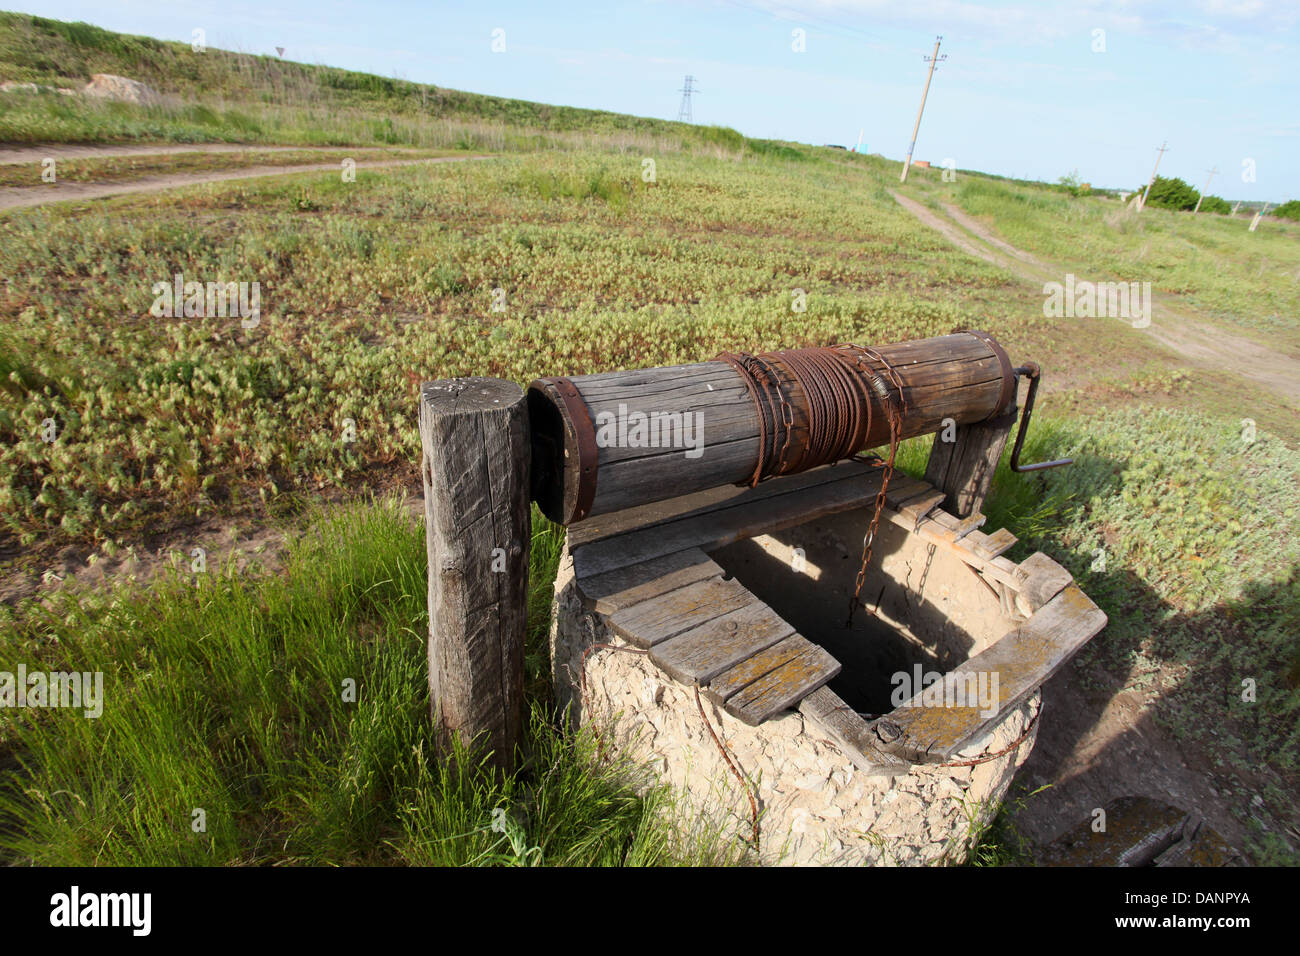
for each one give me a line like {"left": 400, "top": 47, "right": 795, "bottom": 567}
{"left": 678, "top": 74, "right": 698, "bottom": 123}
{"left": 899, "top": 36, "right": 946, "bottom": 184}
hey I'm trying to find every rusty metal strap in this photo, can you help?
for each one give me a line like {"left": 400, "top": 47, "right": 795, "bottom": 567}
{"left": 959, "top": 329, "right": 1016, "bottom": 418}
{"left": 537, "top": 376, "right": 599, "bottom": 522}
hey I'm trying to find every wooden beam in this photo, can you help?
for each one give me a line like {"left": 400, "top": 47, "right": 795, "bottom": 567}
{"left": 531, "top": 333, "right": 1013, "bottom": 524}
{"left": 419, "top": 378, "right": 530, "bottom": 772}
{"left": 798, "top": 686, "right": 911, "bottom": 776}
{"left": 924, "top": 407, "right": 1017, "bottom": 518}
{"left": 724, "top": 644, "right": 841, "bottom": 725}
{"left": 651, "top": 599, "right": 795, "bottom": 684}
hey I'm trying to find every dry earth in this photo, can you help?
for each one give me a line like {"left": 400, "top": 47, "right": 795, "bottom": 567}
{"left": 0, "top": 143, "right": 380, "bottom": 164}
{"left": 0, "top": 153, "right": 490, "bottom": 211}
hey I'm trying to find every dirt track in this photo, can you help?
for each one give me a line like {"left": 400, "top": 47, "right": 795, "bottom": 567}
{"left": 0, "top": 154, "right": 488, "bottom": 211}
{"left": 890, "top": 190, "right": 1300, "bottom": 406}
{"left": 0, "top": 143, "right": 376, "bottom": 165}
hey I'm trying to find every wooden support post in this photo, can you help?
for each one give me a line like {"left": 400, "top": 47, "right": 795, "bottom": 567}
{"left": 419, "top": 378, "right": 530, "bottom": 771}
{"left": 924, "top": 404, "right": 1017, "bottom": 518}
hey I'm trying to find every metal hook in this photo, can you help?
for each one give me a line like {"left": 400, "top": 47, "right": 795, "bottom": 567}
{"left": 1009, "top": 363, "right": 1073, "bottom": 473}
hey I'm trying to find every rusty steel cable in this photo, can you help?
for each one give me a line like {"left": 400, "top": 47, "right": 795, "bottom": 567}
{"left": 843, "top": 345, "right": 908, "bottom": 627}
{"left": 935, "top": 705, "right": 1040, "bottom": 768}
{"left": 716, "top": 346, "right": 882, "bottom": 482}
{"left": 580, "top": 635, "right": 761, "bottom": 850}
{"left": 716, "top": 345, "right": 909, "bottom": 627}
{"left": 694, "top": 685, "right": 761, "bottom": 851}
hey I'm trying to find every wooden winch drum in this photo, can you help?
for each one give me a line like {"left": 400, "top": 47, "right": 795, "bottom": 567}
{"left": 527, "top": 331, "right": 1016, "bottom": 526}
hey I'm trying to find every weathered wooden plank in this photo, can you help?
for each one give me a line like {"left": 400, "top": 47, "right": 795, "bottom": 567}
{"left": 798, "top": 685, "right": 911, "bottom": 776}
{"left": 704, "top": 633, "right": 816, "bottom": 702}
{"left": 882, "top": 473, "right": 933, "bottom": 509}
{"left": 568, "top": 458, "right": 873, "bottom": 549}
{"left": 1015, "top": 551, "right": 1075, "bottom": 613}
{"left": 897, "top": 490, "right": 947, "bottom": 528}
{"left": 607, "top": 576, "right": 752, "bottom": 648}
{"left": 724, "top": 643, "right": 841, "bottom": 726}
{"left": 929, "top": 509, "right": 987, "bottom": 542}
{"left": 575, "top": 547, "right": 722, "bottom": 614}
{"left": 650, "top": 600, "right": 795, "bottom": 684}
{"left": 877, "top": 583, "right": 1107, "bottom": 762}
{"left": 572, "top": 464, "right": 887, "bottom": 578}
{"left": 420, "top": 378, "right": 529, "bottom": 771}
{"left": 880, "top": 509, "right": 1020, "bottom": 589}
{"left": 964, "top": 527, "right": 1018, "bottom": 561}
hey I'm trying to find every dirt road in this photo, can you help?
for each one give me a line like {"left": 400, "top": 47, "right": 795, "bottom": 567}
{"left": 889, "top": 190, "right": 1300, "bottom": 405}
{"left": 0, "top": 154, "right": 489, "bottom": 212}
{"left": 0, "top": 143, "right": 378, "bottom": 165}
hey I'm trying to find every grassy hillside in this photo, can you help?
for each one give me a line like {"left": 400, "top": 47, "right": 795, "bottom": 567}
{"left": 0, "top": 10, "right": 812, "bottom": 159}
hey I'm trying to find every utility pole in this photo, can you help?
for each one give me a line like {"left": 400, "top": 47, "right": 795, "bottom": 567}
{"left": 677, "top": 75, "right": 697, "bottom": 123}
{"left": 1192, "top": 165, "right": 1218, "bottom": 214}
{"left": 899, "top": 36, "right": 946, "bottom": 184}
{"left": 1138, "top": 141, "right": 1169, "bottom": 212}
{"left": 1249, "top": 203, "right": 1270, "bottom": 232}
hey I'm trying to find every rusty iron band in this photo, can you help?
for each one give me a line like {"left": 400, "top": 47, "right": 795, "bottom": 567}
{"left": 959, "top": 329, "right": 1016, "bottom": 418}
{"left": 538, "top": 376, "right": 599, "bottom": 522}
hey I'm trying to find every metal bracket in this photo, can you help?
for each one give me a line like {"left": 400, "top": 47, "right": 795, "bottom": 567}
{"left": 1009, "top": 363, "right": 1073, "bottom": 473}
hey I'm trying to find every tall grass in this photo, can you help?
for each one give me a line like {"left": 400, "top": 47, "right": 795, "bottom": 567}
{"left": 0, "top": 497, "right": 738, "bottom": 866}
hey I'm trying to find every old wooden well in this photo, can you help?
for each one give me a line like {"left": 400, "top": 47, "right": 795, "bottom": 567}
{"left": 419, "top": 331, "right": 1107, "bottom": 864}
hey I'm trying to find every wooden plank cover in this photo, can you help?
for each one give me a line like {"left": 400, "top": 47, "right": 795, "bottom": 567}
{"left": 724, "top": 643, "right": 841, "bottom": 726}
{"left": 606, "top": 576, "right": 752, "bottom": 648}
{"left": 577, "top": 548, "right": 723, "bottom": 615}
{"left": 650, "top": 599, "right": 795, "bottom": 684}
{"left": 572, "top": 462, "right": 888, "bottom": 578}
{"left": 876, "top": 583, "right": 1106, "bottom": 762}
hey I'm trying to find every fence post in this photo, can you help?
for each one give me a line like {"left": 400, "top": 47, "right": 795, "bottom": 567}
{"left": 419, "top": 377, "right": 530, "bottom": 772}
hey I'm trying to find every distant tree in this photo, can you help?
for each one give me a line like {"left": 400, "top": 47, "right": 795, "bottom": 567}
{"left": 1143, "top": 176, "right": 1200, "bottom": 211}
{"left": 1198, "top": 195, "right": 1232, "bottom": 215}
{"left": 1273, "top": 199, "right": 1300, "bottom": 221}
{"left": 1058, "top": 169, "right": 1084, "bottom": 196}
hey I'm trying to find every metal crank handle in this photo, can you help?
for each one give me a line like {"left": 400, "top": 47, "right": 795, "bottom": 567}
{"left": 1009, "top": 362, "right": 1073, "bottom": 473}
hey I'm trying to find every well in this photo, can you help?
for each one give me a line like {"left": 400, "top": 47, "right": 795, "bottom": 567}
{"left": 550, "top": 463, "right": 1105, "bottom": 865}
{"left": 415, "top": 333, "right": 1105, "bottom": 862}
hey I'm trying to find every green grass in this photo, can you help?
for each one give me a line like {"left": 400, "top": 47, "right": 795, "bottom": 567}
{"left": 0, "top": 150, "right": 1011, "bottom": 551}
{"left": 0, "top": 497, "right": 740, "bottom": 865}
{"left": 934, "top": 176, "right": 1300, "bottom": 342}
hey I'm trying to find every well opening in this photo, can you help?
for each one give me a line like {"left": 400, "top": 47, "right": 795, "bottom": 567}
{"left": 707, "top": 502, "right": 1013, "bottom": 717}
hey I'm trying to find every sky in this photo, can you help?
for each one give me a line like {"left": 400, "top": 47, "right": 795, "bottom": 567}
{"left": 18, "top": 1, "right": 1300, "bottom": 200}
